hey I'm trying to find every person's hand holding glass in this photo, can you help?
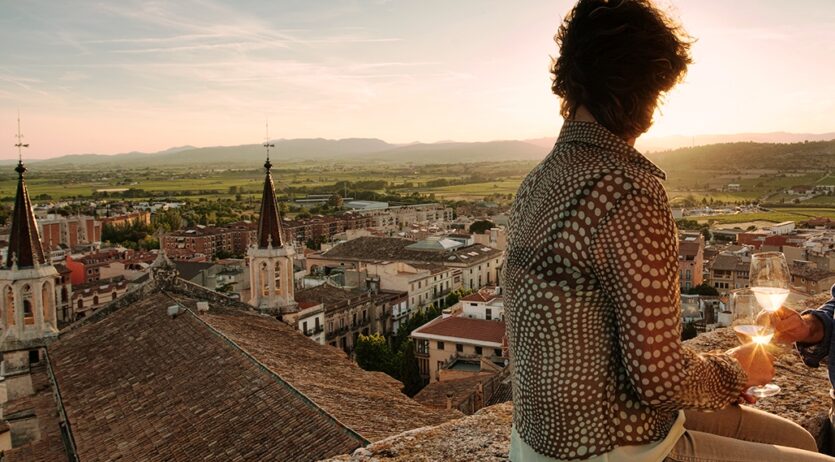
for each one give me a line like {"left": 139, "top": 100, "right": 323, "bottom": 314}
{"left": 735, "top": 251, "right": 792, "bottom": 397}
{"left": 728, "top": 289, "right": 776, "bottom": 399}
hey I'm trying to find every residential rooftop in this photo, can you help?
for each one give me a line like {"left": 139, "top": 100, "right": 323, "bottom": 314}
{"left": 318, "top": 236, "right": 501, "bottom": 265}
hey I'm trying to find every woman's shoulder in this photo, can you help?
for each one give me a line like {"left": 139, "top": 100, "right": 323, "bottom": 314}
{"left": 556, "top": 145, "right": 667, "bottom": 201}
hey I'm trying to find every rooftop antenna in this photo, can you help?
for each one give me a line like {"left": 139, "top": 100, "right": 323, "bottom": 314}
{"left": 263, "top": 120, "right": 275, "bottom": 171}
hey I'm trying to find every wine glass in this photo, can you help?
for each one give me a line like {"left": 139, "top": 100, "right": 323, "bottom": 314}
{"left": 730, "top": 289, "right": 779, "bottom": 397}
{"left": 747, "top": 252, "right": 791, "bottom": 397}
{"left": 750, "top": 252, "right": 791, "bottom": 314}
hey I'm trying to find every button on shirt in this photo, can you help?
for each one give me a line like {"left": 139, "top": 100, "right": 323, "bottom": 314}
{"left": 503, "top": 120, "right": 747, "bottom": 460}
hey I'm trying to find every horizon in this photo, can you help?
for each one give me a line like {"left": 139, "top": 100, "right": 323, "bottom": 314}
{"left": 3, "top": 128, "right": 835, "bottom": 162}
{"left": 2, "top": 0, "right": 835, "bottom": 158}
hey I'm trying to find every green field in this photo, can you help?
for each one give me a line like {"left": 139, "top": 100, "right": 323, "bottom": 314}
{"left": 691, "top": 208, "right": 835, "bottom": 225}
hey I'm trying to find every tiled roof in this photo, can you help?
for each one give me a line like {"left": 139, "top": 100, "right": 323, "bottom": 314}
{"left": 2, "top": 366, "right": 69, "bottom": 462}
{"left": 710, "top": 253, "right": 750, "bottom": 272}
{"left": 679, "top": 241, "right": 701, "bottom": 258}
{"left": 48, "top": 291, "right": 363, "bottom": 461}
{"left": 296, "top": 283, "right": 382, "bottom": 315}
{"left": 413, "top": 316, "right": 506, "bottom": 344}
{"left": 174, "top": 261, "right": 217, "bottom": 280}
{"left": 414, "top": 373, "right": 495, "bottom": 409}
{"left": 461, "top": 287, "right": 499, "bottom": 303}
{"left": 320, "top": 236, "right": 501, "bottom": 265}
{"left": 201, "top": 305, "right": 456, "bottom": 441}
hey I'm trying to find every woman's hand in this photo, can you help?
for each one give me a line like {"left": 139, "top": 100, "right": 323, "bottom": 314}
{"left": 764, "top": 307, "right": 824, "bottom": 345}
{"left": 727, "top": 342, "right": 774, "bottom": 390}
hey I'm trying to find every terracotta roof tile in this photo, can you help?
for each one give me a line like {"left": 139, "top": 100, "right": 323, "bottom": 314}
{"left": 200, "top": 306, "right": 457, "bottom": 441}
{"left": 414, "top": 316, "right": 506, "bottom": 344}
{"left": 48, "top": 292, "right": 362, "bottom": 461}
{"left": 3, "top": 366, "right": 70, "bottom": 462}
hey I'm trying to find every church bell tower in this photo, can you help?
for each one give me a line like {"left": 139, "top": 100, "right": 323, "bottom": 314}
{"left": 0, "top": 116, "right": 59, "bottom": 350}
{"left": 247, "top": 142, "right": 296, "bottom": 313}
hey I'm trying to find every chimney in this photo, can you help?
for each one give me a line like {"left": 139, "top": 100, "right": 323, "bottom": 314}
{"left": 445, "top": 391, "right": 454, "bottom": 410}
{"left": 167, "top": 305, "right": 180, "bottom": 319}
{"left": 196, "top": 301, "right": 209, "bottom": 315}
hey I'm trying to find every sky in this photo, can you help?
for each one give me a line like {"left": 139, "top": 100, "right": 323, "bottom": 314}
{"left": 0, "top": 0, "right": 834, "bottom": 158}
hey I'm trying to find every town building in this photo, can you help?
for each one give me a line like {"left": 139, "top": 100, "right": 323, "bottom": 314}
{"left": 678, "top": 232, "right": 705, "bottom": 291}
{"left": 294, "top": 282, "right": 407, "bottom": 354}
{"left": 344, "top": 261, "right": 458, "bottom": 330}
{"left": 790, "top": 265, "right": 835, "bottom": 295}
{"left": 411, "top": 287, "right": 507, "bottom": 383}
{"left": 70, "top": 276, "right": 130, "bottom": 319}
{"left": 307, "top": 236, "right": 503, "bottom": 295}
{"left": 282, "top": 212, "right": 375, "bottom": 245}
{"left": 357, "top": 203, "right": 454, "bottom": 232}
{"left": 161, "top": 221, "right": 256, "bottom": 260}
{"left": 708, "top": 253, "right": 751, "bottom": 292}
{"left": 39, "top": 214, "right": 101, "bottom": 252}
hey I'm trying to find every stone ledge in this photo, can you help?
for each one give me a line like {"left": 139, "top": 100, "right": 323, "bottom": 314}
{"left": 322, "top": 324, "right": 833, "bottom": 461}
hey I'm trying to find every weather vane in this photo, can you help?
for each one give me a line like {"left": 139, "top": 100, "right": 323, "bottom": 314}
{"left": 15, "top": 109, "right": 28, "bottom": 163}
{"left": 263, "top": 120, "right": 275, "bottom": 162}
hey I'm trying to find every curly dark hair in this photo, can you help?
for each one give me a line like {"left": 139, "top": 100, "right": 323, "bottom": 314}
{"left": 551, "top": 0, "right": 692, "bottom": 140}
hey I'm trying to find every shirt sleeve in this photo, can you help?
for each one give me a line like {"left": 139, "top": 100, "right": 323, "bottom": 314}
{"left": 588, "top": 179, "right": 747, "bottom": 412}
{"left": 797, "top": 285, "right": 835, "bottom": 371}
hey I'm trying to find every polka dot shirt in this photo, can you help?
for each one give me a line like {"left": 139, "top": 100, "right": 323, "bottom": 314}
{"left": 503, "top": 120, "right": 747, "bottom": 459}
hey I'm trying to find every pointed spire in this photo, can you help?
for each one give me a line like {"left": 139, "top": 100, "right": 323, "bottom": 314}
{"left": 256, "top": 145, "right": 284, "bottom": 249}
{"left": 7, "top": 116, "right": 46, "bottom": 269}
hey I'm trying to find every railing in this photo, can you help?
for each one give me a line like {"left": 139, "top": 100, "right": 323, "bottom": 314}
{"left": 303, "top": 326, "right": 324, "bottom": 337}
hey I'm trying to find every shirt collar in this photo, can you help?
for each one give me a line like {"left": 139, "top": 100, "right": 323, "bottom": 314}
{"left": 556, "top": 120, "right": 667, "bottom": 180}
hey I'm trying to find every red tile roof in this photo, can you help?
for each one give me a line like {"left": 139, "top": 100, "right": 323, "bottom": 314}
{"left": 414, "top": 316, "right": 506, "bottom": 344}
{"left": 48, "top": 291, "right": 363, "bottom": 461}
{"left": 2, "top": 366, "right": 69, "bottom": 462}
{"left": 201, "top": 306, "right": 456, "bottom": 441}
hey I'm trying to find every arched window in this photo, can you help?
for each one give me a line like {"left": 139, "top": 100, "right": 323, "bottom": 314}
{"left": 260, "top": 262, "right": 270, "bottom": 296}
{"left": 5, "top": 286, "right": 14, "bottom": 326}
{"left": 42, "top": 282, "right": 53, "bottom": 323}
{"left": 23, "top": 300, "right": 33, "bottom": 317}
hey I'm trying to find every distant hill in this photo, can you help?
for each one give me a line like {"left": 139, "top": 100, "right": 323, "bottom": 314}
{"left": 638, "top": 132, "right": 835, "bottom": 152}
{"left": 13, "top": 130, "right": 835, "bottom": 170}
{"left": 646, "top": 139, "right": 835, "bottom": 171}
{"left": 34, "top": 138, "right": 545, "bottom": 168}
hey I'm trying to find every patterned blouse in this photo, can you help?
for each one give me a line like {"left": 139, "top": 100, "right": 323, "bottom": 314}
{"left": 503, "top": 120, "right": 747, "bottom": 459}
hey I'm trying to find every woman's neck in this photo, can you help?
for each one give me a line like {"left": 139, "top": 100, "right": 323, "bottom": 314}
{"left": 572, "top": 105, "right": 637, "bottom": 147}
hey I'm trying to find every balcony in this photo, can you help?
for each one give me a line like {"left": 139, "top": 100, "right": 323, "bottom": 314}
{"left": 303, "top": 326, "right": 324, "bottom": 337}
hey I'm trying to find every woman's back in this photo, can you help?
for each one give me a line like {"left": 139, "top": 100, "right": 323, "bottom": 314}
{"left": 503, "top": 120, "right": 745, "bottom": 459}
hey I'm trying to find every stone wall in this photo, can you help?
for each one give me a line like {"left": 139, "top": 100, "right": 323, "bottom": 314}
{"left": 322, "top": 326, "right": 834, "bottom": 461}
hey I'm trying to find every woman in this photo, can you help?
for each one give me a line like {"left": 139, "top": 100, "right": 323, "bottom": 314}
{"left": 503, "top": 1, "right": 832, "bottom": 461}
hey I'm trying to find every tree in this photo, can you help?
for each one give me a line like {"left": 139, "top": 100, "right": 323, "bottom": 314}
{"left": 686, "top": 283, "right": 719, "bottom": 297}
{"left": 327, "top": 194, "right": 344, "bottom": 208}
{"left": 681, "top": 322, "right": 698, "bottom": 340}
{"left": 469, "top": 220, "right": 495, "bottom": 234}
{"left": 399, "top": 340, "right": 424, "bottom": 397}
{"left": 355, "top": 334, "right": 397, "bottom": 376}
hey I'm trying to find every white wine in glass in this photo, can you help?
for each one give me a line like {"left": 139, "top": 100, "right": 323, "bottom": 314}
{"left": 731, "top": 290, "right": 774, "bottom": 346}
{"left": 746, "top": 252, "right": 791, "bottom": 398}
{"left": 750, "top": 251, "right": 791, "bottom": 314}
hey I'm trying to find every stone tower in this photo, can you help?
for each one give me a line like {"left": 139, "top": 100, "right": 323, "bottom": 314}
{"left": 0, "top": 160, "right": 59, "bottom": 350}
{"left": 247, "top": 157, "right": 296, "bottom": 313}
